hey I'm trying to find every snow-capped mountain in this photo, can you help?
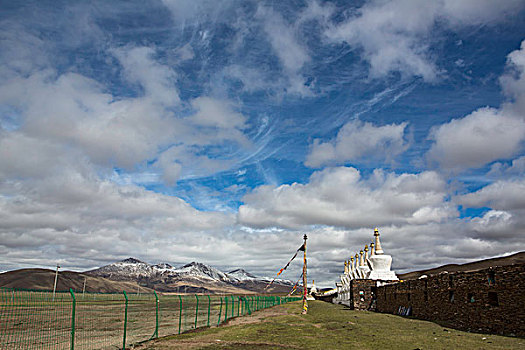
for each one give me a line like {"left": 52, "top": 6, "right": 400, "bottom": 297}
{"left": 228, "top": 268, "right": 257, "bottom": 281}
{"left": 152, "top": 263, "right": 173, "bottom": 271}
{"left": 86, "top": 258, "right": 293, "bottom": 294}
{"left": 86, "top": 257, "right": 154, "bottom": 280}
{"left": 175, "top": 262, "right": 234, "bottom": 283}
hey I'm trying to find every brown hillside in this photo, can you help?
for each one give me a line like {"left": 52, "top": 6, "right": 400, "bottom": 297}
{"left": 0, "top": 268, "right": 153, "bottom": 293}
{"left": 398, "top": 251, "right": 525, "bottom": 280}
{"left": 0, "top": 268, "right": 291, "bottom": 295}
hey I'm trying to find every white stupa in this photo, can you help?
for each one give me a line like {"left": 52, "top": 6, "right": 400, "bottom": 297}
{"left": 359, "top": 245, "right": 371, "bottom": 278}
{"left": 352, "top": 253, "right": 359, "bottom": 279}
{"left": 310, "top": 280, "right": 318, "bottom": 294}
{"left": 367, "top": 228, "right": 398, "bottom": 281}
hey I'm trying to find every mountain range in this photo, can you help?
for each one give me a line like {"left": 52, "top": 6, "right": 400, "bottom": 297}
{"left": 85, "top": 258, "right": 294, "bottom": 294}
{"left": 0, "top": 258, "right": 294, "bottom": 294}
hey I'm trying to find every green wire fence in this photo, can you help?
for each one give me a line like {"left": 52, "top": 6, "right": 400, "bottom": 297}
{"left": 0, "top": 287, "right": 301, "bottom": 349}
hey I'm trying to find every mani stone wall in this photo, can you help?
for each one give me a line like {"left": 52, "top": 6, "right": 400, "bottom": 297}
{"left": 349, "top": 279, "right": 377, "bottom": 310}
{"left": 375, "top": 264, "right": 525, "bottom": 337}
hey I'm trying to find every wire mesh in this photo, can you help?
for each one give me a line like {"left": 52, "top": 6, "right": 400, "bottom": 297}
{"left": 0, "top": 288, "right": 301, "bottom": 349}
{"left": 157, "top": 295, "right": 180, "bottom": 338}
{"left": 126, "top": 293, "right": 157, "bottom": 347}
{"left": 0, "top": 289, "right": 72, "bottom": 350}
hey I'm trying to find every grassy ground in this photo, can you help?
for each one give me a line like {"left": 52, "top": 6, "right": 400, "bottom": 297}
{"left": 136, "top": 300, "right": 524, "bottom": 350}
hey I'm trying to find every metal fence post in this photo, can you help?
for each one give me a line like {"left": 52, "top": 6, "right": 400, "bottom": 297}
{"left": 194, "top": 295, "right": 199, "bottom": 329}
{"left": 178, "top": 295, "right": 183, "bottom": 334}
{"left": 231, "top": 295, "right": 234, "bottom": 318}
{"left": 150, "top": 291, "right": 159, "bottom": 339}
{"left": 241, "top": 297, "right": 244, "bottom": 316}
{"left": 207, "top": 295, "right": 211, "bottom": 327}
{"left": 123, "top": 291, "right": 128, "bottom": 350}
{"left": 217, "top": 297, "right": 223, "bottom": 326}
{"left": 238, "top": 296, "right": 240, "bottom": 317}
{"left": 224, "top": 296, "right": 228, "bottom": 322}
{"left": 69, "top": 289, "right": 76, "bottom": 350}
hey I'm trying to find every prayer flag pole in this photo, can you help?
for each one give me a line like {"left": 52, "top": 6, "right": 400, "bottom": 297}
{"left": 302, "top": 234, "right": 308, "bottom": 314}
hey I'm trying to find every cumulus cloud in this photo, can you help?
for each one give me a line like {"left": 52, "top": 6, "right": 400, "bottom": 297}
{"left": 427, "top": 41, "right": 525, "bottom": 171}
{"left": 427, "top": 107, "right": 525, "bottom": 170}
{"left": 323, "top": 0, "right": 525, "bottom": 81}
{"left": 458, "top": 179, "right": 525, "bottom": 211}
{"left": 238, "top": 166, "right": 454, "bottom": 229}
{"left": 456, "top": 179, "right": 525, "bottom": 242}
{"left": 468, "top": 210, "right": 516, "bottom": 240}
{"left": 0, "top": 70, "right": 178, "bottom": 170}
{"left": 189, "top": 97, "right": 249, "bottom": 143}
{"left": 500, "top": 40, "right": 525, "bottom": 116}
{"left": 488, "top": 155, "right": 525, "bottom": 179}
{"left": 0, "top": 50, "right": 253, "bottom": 184}
{"left": 306, "top": 120, "right": 408, "bottom": 167}
{"left": 0, "top": 44, "right": 254, "bottom": 272}
{"left": 0, "top": 160, "right": 235, "bottom": 268}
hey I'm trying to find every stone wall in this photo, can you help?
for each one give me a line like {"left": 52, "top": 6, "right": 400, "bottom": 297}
{"left": 375, "top": 264, "right": 525, "bottom": 337}
{"left": 349, "top": 279, "right": 377, "bottom": 310}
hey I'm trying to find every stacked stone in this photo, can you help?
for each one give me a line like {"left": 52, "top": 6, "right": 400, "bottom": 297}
{"left": 375, "top": 264, "right": 525, "bottom": 337}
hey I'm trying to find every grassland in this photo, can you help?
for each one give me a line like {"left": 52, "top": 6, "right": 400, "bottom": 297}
{"left": 137, "top": 300, "right": 524, "bottom": 350}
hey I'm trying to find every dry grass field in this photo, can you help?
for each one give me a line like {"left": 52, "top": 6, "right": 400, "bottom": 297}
{"left": 1, "top": 288, "right": 284, "bottom": 349}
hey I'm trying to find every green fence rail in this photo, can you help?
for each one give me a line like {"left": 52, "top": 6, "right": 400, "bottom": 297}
{"left": 0, "top": 288, "right": 301, "bottom": 349}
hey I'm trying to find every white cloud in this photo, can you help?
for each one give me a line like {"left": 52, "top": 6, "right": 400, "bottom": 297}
{"left": 0, "top": 161, "right": 237, "bottom": 269}
{"left": 256, "top": 5, "right": 312, "bottom": 96}
{"left": 500, "top": 40, "right": 525, "bottom": 117}
{"left": 488, "top": 155, "right": 525, "bottom": 178}
{"left": 0, "top": 38, "right": 258, "bottom": 272}
{"left": 238, "top": 166, "right": 453, "bottom": 229}
{"left": 323, "top": 0, "right": 525, "bottom": 81}
{"left": 0, "top": 48, "right": 253, "bottom": 183}
{"left": 324, "top": 1, "right": 441, "bottom": 81}
{"left": 427, "top": 107, "right": 525, "bottom": 170}
{"left": 458, "top": 179, "right": 525, "bottom": 211}
{"left": 0, "top": 70, "right": 180, "bottom": 170}
{"left": 456, "top": 179, "right": 525, "bottom": 243}
{"left": 112, "top": 46, "right": 180, "bottom": 106}
{"left": 190, "top": 97, "right": 247, "bottom": 135}
{"left": 468, "top": 210, "right": 515, "bottom": 240}
{"left": 427, "top": 41, "right": 525, "bottom": 171}
{"left": 150, "top": 96, "right": 251, "bottom": 183}
{"left": 442, "top": 0, "right": 525, "bottom": 26}
{"left": 306, "top": 120, "right": 408, "bottom": 167}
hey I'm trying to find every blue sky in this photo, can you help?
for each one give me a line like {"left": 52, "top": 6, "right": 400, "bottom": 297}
{"left": 1, "top": 0, "right": 525, "bottom": 286}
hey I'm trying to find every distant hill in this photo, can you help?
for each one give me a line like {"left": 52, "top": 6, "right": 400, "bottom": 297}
{"left": 85, "top": 258, "right": 294, "bottom": 294}
{"left": 398, "top": 252, "right": 525, "bottom": 280}
{"left": 0, "top": 268, "right": 152, "bottom": 293}
{"left": 1, "top": 259, "right": 294, "bottom": 294}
